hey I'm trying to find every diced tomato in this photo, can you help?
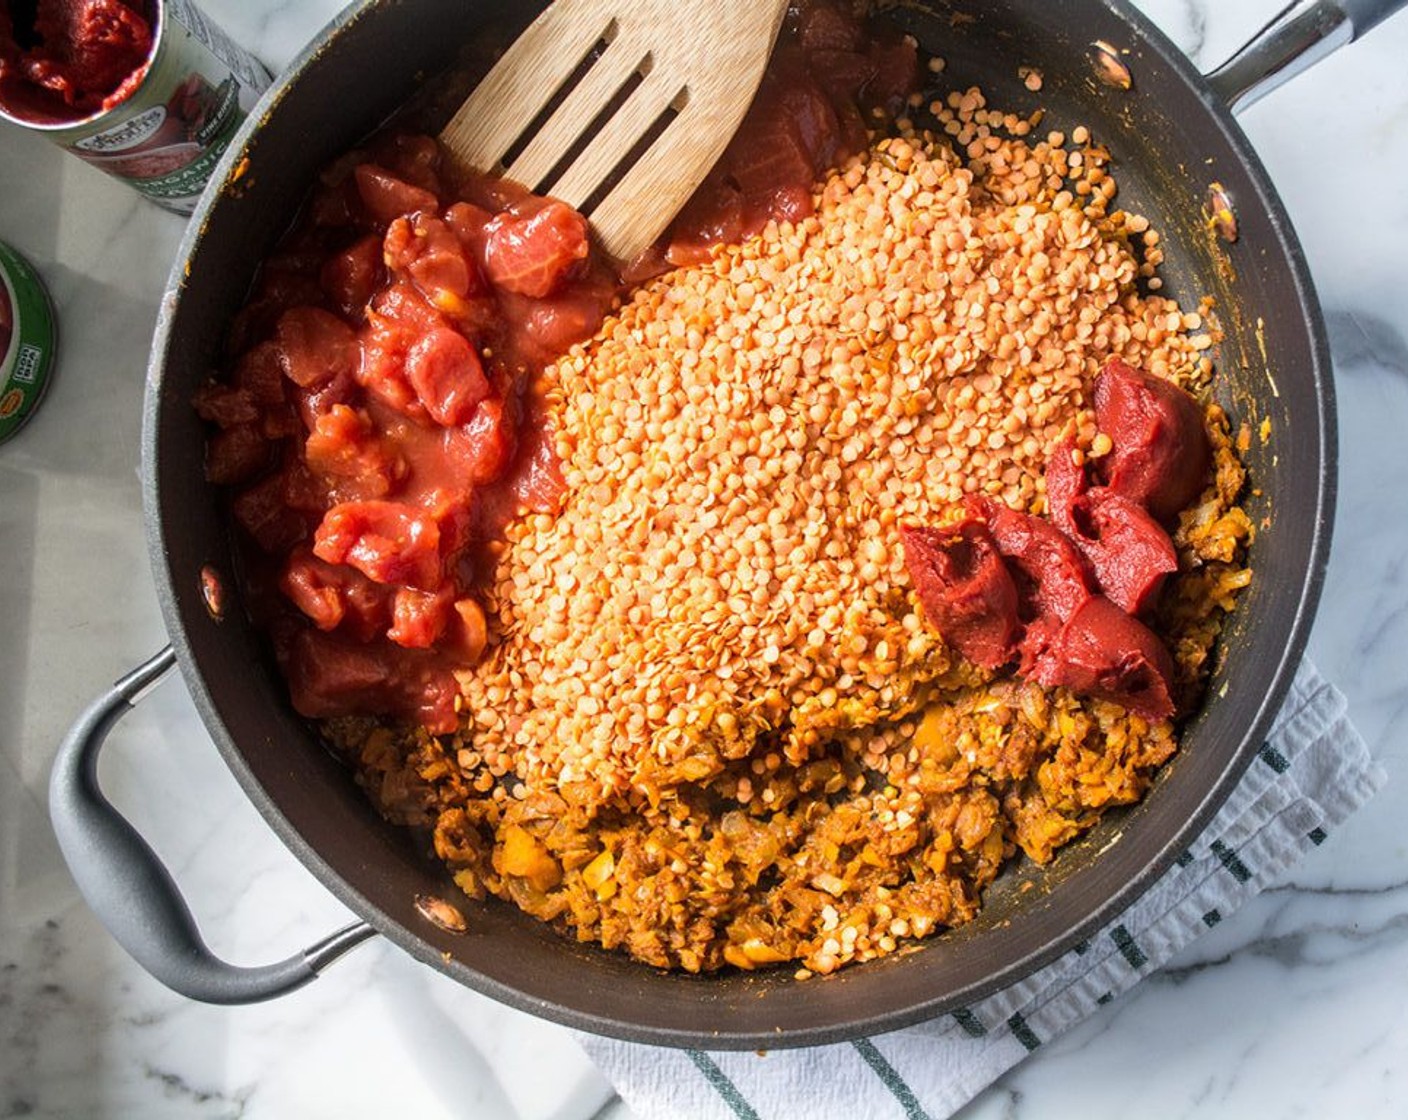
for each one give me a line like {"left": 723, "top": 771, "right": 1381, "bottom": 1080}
{"left": 793, "top": 1, "right": 866, "bottom": 52}
{"left": 232, "top": 342, "right": 289, "bottom": 407}
{"left": 404, "top": 328, "right": 491, "bottom": 428}
{"left": 475, "top": 417, "right": 568, "bottom": 543}
{"left": 355, "top": 329, "right": 421, "bottom": 421}
{"left": 498, "top": 272, "right": 616, "bottom": 370}
{"left": 367, "top": 133, "right": 443, "bottom": 196}
{"left": 832, "top": 99, "right": 871, "bottom": 161}
{"left": 424, "top": 487, "right": 474, "bottom": 561}
{"left": 509, "top": 415, "right": 568, "bottom": 515}
{"left": 283, "top": 627, "right": 461, "bottom": 734}
{"left": 275, "top": 306, "right": 360, "bottom": 389}
{"left": 483, "top": 200, "right": 591, "bottom": 299}
{"left": 284, "top": 628, "right": 387, "bottom": 715}
{"left": 861, "top": 36, "right": 920, "bottom": 113}
{"left": 292, "top": 371, "right": 358, "bottom": 432}
{"left": 192, "top": 383, "right": 259, "bottom": 429}
{"left": 280, "top": 547, "right": 349, "bottom": 631}
{"left": 449, "top": 398, "right": 515, "bottom": 486}
{"left": 726, "top": 119, "right": 818, "bottom": 214}
{"left": 314, "top": 500, "right": 446, "bottom": 590}
{"left": 354, "top": 163, "right": 439, "bottom": 226}
{"left": 281, "top": 546, "right": 393, "bottom": 638}
{"left": 779, "top": 79, "right": 844, "bottom": 173}
{"left": 234, "top": 473, "right": 311, "bottom": 554}
{"left": 321, "top": 235, "right": 384, "bottom": 317}
{"left": 388, "top": 585, "right": 456, "bottom": 649}
{"left": 370, "top": 279, "right": 446, "bottom": 334}
{"left": 206, "top": 424, "right": 269, "bottom": 486}
{"left": 445, "top": 201, "right": 496, "bottom": 261}
{"left": 305, "top": 404, "right": 406, "bottom": 498}
{"left": 385, "top": 215, "right": 485, "bottom": 309}
{"left": 279, "top": 457, "right": 331, "bottom": 514}
{"left": 669, "top": 175, "right": 746, "bottom": 268}
{"left": 456, "top": 172, "right": 535, "bottom": 215}
{"left": 231, "top": 265, "right": 330, "bottom": 351}
{"left": 806, "top": 49, "right": 876, "bottom": 101}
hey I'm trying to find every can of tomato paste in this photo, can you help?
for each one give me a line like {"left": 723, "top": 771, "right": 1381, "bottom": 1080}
{"left": 0, "top": 0, "right": 272, "bottom": 214}
{"left": 0, "top": 241, "right": 58, "bottom": 446}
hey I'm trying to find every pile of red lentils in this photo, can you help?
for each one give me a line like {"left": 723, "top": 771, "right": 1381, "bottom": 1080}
{"left": 340, "top": 86, "right": 1251, "bottom": 975}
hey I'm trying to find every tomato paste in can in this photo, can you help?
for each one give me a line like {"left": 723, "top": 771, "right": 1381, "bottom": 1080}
{"left": 0, "top": 241, "right": 58, "bottom": 446}
{"left": 0, "top": 0, "right": 272, "bottom": 214}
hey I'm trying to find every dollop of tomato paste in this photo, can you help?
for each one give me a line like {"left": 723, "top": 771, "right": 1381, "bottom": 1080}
{"left": 0, "top": 0, "right": 152, "bottom": 121}
{"left": 900, "top": 522, "right": 1020, "bottom": 671}
{"left": 1021, "top": 596, "right": 1177, "bottom": 722}
{"left": 1091, "top": 358, "right": 1213, "bottom": 524}
{"left": 902, "top": 360, "right": 1214, "bottom": 722}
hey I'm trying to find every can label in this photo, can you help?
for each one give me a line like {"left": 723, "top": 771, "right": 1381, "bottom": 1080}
{"left": 0, "top": 243, "right": 58, "bottom": 446}
{"left": 1, "top": 1, "right": 272, "bottom": 215}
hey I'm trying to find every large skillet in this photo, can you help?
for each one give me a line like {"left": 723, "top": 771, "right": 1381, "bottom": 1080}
{"left": 50, "top": 0, "right": 1405, "bottom": 1049}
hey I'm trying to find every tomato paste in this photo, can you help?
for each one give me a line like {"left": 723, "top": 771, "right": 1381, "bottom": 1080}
{"left": 0, "top": 0, "right": 153, "bottom": 120}
{"left": 904, "top": 360, "right": 1214, "bottom": 722}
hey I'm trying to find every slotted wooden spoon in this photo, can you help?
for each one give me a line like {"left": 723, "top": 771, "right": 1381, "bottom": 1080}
{"left": 440, "top": 0, "right": 791, "bottom": 263}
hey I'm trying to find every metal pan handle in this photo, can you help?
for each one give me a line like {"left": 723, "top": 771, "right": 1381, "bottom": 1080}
{"left": 48, "top": 648, "right": 378, "bottom": 1005}
{"left": 1207, "top": 0, "right": 1408, "bottom": 112}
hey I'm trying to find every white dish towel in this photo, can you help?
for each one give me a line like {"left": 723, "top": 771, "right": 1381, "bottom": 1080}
{"left": 579, "top": 661, "right": 1385, "bottom": 1120}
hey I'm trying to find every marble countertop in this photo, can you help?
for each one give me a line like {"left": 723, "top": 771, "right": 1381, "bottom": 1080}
{"left": 3, "top": 1, "right": 1407, "bottom": 1116}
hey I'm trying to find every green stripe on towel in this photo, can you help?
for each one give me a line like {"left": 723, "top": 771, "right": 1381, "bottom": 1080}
{"left": 1211, "top": 839, "right": 1253, "bottom": 883}
{"left": 1259, "top": 742, "right": 1291, "bottom": 774}
{"left": 852, "top": 1039, "right": 932, "bottom": 1120}
{"left": 1007, "top": 1013, "right": 1042, "bottom": 1052}
{"left": 1110, "top": 924, "right": 1148, "bottom": 969}
{"left": 686, "top": 1051, "right": 761, "bottom": 1120}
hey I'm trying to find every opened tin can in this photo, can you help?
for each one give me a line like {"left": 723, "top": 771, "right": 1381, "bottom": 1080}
{"left": 0, "top": 241, "right": 57, "bottom": 446}
{"left": 0, "top": 0, "right": 272, "bottom": 214}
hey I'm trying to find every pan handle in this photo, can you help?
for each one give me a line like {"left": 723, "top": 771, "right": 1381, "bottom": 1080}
{"left": 48, "top": 648, "right": 379, "bottom": 1005}
{"left": 1207, "top": 0, "right": 1408, "bottom": 112}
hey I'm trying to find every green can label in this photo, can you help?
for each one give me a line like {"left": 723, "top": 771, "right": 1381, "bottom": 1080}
{"left": 0, "top": 243, "right": 58, "bottom": 446}
{"left": 1, "top": 0, "right": 272, "bottom": 215}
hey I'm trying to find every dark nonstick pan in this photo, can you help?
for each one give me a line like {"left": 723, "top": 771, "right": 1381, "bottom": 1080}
{"left": 50, "top": 0, "right": 1406, "bottom": 1050}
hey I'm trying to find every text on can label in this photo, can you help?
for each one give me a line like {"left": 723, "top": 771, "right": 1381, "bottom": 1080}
{"left": 76, "top": 106, "right": 168, "bottom": 154}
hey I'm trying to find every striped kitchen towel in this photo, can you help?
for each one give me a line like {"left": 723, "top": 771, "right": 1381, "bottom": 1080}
{"left": 579, "top": 661, "right": 1385, "bottom": 1120}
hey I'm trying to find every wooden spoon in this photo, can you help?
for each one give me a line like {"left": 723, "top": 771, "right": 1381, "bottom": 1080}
{"left": 439, "top": 0, "right": 791, "bottom": 263}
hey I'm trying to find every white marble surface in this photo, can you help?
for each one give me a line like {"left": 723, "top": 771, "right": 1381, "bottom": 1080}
{"left": 2, "top": 1, "right": 1406, "bottom": 1117}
